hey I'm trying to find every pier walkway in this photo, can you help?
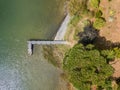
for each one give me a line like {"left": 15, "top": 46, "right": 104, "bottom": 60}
{"left": 54, "top": 14, "right": 70, "bottom": 40}
{"left": 27, "top": 14, "right": 71, "bottom": 55}
{"left": 28, "top": 40, "right": 69, "bottom": 55}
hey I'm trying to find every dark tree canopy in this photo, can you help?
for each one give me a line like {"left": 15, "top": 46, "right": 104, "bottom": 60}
{"left": 63, "top": 44, "right": 114, "bottom": 90}
{"left": 78, "top": 25, "right": 99, "bottom": 45}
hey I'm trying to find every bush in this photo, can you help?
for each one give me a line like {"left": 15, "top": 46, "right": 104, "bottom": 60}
{"left": 93, "top": 17, "right": 106, "bottom": 29}
{"left": 113, "top": 47, "right": 120, "bottom": 58}
{"left": 95, "top": 10, "right": 103, "bottom": 18}
{"left": 90, "top": 0, "right": 100, "bottom": 8}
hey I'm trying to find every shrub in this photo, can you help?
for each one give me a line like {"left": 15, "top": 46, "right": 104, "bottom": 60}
{"left": 113, "top": 47, "right": 120, "bottom": 58}
{"left": 90, "top": 0, "right": 100, "bottom": 8}
{"left": 109, "top": 10, "right": 116, "bottom": 16}
{"left": 95, "top": 10, "right": 103, "bottom": 18}
{"left": 93, "top": 17, "right": 106, "bottom": 29}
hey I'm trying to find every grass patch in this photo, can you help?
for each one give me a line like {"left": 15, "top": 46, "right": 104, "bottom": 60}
{"left": 69, "top": 15, "right": 82, "bottom": 26}
{"left": 64, "top": 25, "right": 74, "bottom": 41}
{"left": 73, "top": 28, "right": 80, "bottom": 41}
{"left": 43, "top": 45, "right": 70, "bottom": 68}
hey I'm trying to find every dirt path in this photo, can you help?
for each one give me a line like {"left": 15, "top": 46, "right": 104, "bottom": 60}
{"left": 100, "top": 0, "right": 120, "bottom": 42}
{"left": 100, "top": 0, "right": 120, "bottom": 78}
{"left": 110, "top": 59, "right": 120, "bottom": 78}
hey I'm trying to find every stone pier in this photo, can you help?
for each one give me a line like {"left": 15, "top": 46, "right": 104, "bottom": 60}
{"left": 27, "top": 14, "right": 71, "bottom": 55}
{"left": 27, "top": 40, "right": 69, "bottom": 55}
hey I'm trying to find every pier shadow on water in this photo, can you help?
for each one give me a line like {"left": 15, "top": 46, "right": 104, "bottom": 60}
{"left": 29, "top": 39, "right": 66, "bottom": 41}
{"left": 29, "top": 39, "right": 54, "bottom": 41}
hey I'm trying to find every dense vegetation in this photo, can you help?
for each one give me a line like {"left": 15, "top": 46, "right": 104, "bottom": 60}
{"left": 59, "top": 0, "right": 120, "bottom": 89}
{"left": 43, "top": 0, "right": 120, "bottom": 89}
{"left": 63, "top": 44, "right": 114, "bottom": 90}
{"left": 68, "top": 0, "right": 106, "bottom": 29}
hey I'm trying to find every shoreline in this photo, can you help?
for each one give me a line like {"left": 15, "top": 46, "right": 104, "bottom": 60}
{"left": 42, "top": 14, "right": 72, "bottom": 68}
{"left": 28, "top": 14, "right": 71, "bottom": 55}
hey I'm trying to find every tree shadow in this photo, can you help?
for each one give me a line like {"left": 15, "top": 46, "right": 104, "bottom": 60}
{"left": 94, "top": 36, "right": 120, "bottom": 50}
{"left": 78, "top": 24, "right": 120, "bottom": 50}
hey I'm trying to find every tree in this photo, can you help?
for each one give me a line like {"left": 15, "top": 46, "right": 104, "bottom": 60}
{"left": 78, "top": 25, "right": 99, "bottom": 45}
{"left": 63, "top": 44, "right": 114, "bottom": 90}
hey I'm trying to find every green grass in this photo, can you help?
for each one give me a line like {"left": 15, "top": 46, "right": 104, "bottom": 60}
{"left": 69, "top": 15, "right": 82, "bottom": 26}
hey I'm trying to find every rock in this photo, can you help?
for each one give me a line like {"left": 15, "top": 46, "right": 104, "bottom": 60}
{"left": 108, "top": 16, "right": 115, "bottom": 22}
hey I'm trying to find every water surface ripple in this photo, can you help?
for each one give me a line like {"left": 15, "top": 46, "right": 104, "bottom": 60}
{"left": 0, "top": 0, "right": 65, "bottom": 90}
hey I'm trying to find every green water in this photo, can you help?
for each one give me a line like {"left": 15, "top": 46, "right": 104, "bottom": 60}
{"left": 0, "top": 0, "right": 66, "bottom": 90}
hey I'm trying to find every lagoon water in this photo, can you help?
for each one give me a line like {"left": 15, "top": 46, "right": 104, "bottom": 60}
{"left": 0, "top": 0, "right": 66, "bottom": 90}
